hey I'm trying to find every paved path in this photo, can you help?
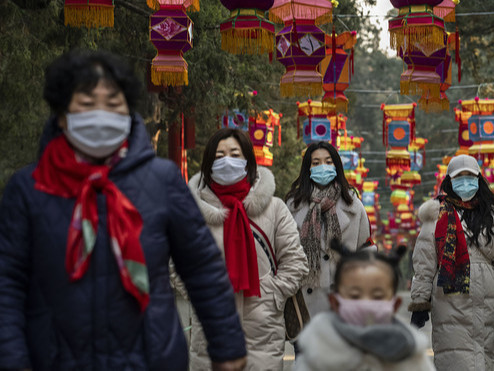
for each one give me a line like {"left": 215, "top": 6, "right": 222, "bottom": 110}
{"left": 175, "top": 290, "right": 433, "bottom": 370}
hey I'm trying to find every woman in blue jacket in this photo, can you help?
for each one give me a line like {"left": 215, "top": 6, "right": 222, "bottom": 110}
{"left": 0, "top": 50, "right": 247, "bottom": 371}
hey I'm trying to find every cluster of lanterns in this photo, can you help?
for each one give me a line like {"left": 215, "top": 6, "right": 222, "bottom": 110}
{"left": 434, "top": 98, "right": 494, "bottom": 192}
{"left": 380, "top": 102, "right": 427, "bottom": 245}
{"left": 222, "top": 106, "right": 282, "bottom": 166}
{"left": 388, "top": 0, "right": 461, "bottom": 113}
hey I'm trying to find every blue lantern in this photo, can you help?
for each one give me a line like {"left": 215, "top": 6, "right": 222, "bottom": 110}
{"left": 303, "top": 117, "right": 332, "bottom": 145}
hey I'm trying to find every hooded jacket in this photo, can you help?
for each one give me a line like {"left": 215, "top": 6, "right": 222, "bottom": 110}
{"left": 410, "top": 199, "right": 494, "bottom": 371}
{"left": 186, "top": 168, "right": 309, "bottom": 371}
{"left": 0, "top": 115, "right": 246, "bottom": 370}
{"left": 287, "top": 192, "right": 371, "bottom": 317}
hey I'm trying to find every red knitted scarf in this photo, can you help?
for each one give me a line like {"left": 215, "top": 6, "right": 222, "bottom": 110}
{"left": 434, "top": 196, "right": 473, "bottom": 294}
{"left": 210, "top": 177, "right": 260, "bottom": 297}
{"left": 32, "top": 136, "right": 149, "bottom": 311}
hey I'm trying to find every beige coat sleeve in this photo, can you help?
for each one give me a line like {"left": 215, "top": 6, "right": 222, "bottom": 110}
{"left": 355, "top": 198, "right": 372, "bottom": 250}
{"left": 269, "top": 198, "right": 309, "bottom": 311}
{"left": 410, "top": 200, "right": 439, "bottom": 311}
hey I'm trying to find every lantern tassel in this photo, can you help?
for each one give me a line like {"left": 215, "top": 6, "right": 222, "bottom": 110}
{"left": 64, "top": 4, "right": 114, "bottom": 28}
{"left": 390, "top": 26, "right": 444, "bottom": 55}
{"left": 280, "top": 83, "right": 322, "bottom": 98}
{"left": 221, "top": 28, "right": 274, "bottom": 55}
{"left": 400, "top": 81, "right": 440, "bottom": 98}
{"left": 151, "top": 67, "right": 188, "bottom": 87}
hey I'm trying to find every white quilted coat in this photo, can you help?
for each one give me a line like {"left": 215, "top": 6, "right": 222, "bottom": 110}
{"left": 410, "top": 199, "right": 494, "bottom": 371}
{"left": 187, "top": 167, "right": 309, "bottom": 371}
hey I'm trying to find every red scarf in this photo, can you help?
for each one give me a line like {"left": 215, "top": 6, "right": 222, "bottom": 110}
{"left": 434, "top": 196, "right": 472, "bottom": 294}
{"left": 210, "top": 178, "right": 260, "bottom": 297}
{"left": 32, "top": 136, "right": 149, "bottom": 311}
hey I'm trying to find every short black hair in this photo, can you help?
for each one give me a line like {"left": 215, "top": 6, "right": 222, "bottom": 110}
{"left": 331, "top": 239, "right": 406, "bottom": 294}
{"left": 43, "top": 49, "right": 141, "bottom": 114}
{"left": 200, "top": 128, "right": 257, "bottom": 187}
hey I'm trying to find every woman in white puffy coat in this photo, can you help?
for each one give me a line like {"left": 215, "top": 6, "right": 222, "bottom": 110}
{"left": 187, "top": 128, "right": 309, "bottom": 370}
{"left": 285, "top": 141, "right": 372, "bottom": 318}
{"left": 410, "top": 155, "right": 494, "bottom": 371}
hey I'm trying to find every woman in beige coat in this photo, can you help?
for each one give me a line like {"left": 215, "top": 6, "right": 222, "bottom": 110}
{"left": 410, "top": 155, "right": 494, "bottom": 370}
{"left": 187, "top": 128, "right": 309, "bottom": 370}
{"left": 285, "top": 141, "right": 372, "bottom": 318}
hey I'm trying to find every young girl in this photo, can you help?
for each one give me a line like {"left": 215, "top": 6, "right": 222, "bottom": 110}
{"left": 295, "top": 241, "right": 435, "bottom": 371}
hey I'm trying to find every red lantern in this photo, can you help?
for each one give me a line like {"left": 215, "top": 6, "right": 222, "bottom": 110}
{"left": 149, "top": 5, "right": 193, "bottom": 86}
{"left": 249, "top": 110, "right": 282, "bottom": 166}
{"left": 64, "top": 0, "right": 114, "bottom": 28}
{"left": 382, "top": 103, "right": 416, "bottom": 177}
{"left": 220, "top": 0, "right": 275, "bottom": 55}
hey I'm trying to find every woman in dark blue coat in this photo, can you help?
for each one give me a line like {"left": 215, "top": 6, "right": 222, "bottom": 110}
{"left": 0, "top": 50, "right": 247, "bottom": 371}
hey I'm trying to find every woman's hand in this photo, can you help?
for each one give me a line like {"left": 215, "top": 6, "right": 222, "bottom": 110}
{"left": 212, "top": 356, "right": 247, "bottom": 371}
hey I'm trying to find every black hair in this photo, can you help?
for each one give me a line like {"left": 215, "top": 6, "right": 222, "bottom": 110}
{"left": 285, "top": 141, "right": 355, "bottom": 208}
{"left": 331, "top": 239, "right": 407, "bottom": 294}
{"left": 43, "top": 49, "right": 142, "bottom": 115}
{"left": 440, "top": 173, "right": 494, "bottom": 246}
{"left": 200, "top": 128, "right": 257, "bottom": 187}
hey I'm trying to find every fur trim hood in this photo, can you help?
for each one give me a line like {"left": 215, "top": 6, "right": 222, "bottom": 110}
{"left": 418, "top": 199, "right": 440, "bottom": 223}
{"left": 188, "top": 167, "right": 276, "bottom": 226}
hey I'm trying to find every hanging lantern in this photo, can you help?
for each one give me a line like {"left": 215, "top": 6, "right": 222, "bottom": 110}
{"left": 389, "top": 0, "right": 445, "bottom": 56}
{"left": 433, "top": 160, "right": 448, "bottom": 196}
{"left": 320, "top": 30, "right": 357, "bottom": 112}
{"left": 459, "top": 98, "right": 494, "bottom": 163}
{"left": 249, "top": 110, "right": 282, "bottom": 166}
{"left": 399, "top": 38, "right": 449, "bottom": 99}
{"left": 222, "top": 109, "right": 249, "bottom": 130}
{"left": 382, "top": 103, "right": 416, "bottom": 177}
{"left": 433, "top": 0, "right": 459, "bottom": 23}
{"left": 454, "top": 108, "right": 473, "bottom": 155}
{"left": 297, "top": 100, "right": 337, "bottom": 145}
{"left": 353, "top": 158, "right": 369, "bottom": 191}
{"left": 64, "top": 0, "right": 114, "bottom": 28}
{"left": 270, "top": 0, "right": 335, "bottom": 97}
{"left": 219, "top": 1, "right": 275, "bottom": 54}
{"left": 418, "top": 32, "right": 460, "bottom": 112}
{"left": 149, "top": 4, "right": 193, "bottom": 87}
{"left": 362, "top": 181, "right": 379, "bottom": 234}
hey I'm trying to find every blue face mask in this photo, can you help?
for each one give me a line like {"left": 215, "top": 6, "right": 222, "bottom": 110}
{"left": 451, "top": 176, "right": 479, "bottom": 201}
{"left": 310, "top": 164, "right": 337, "bottom": 186}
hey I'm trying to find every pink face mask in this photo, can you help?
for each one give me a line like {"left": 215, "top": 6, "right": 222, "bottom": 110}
{"left": 335, "top": 294, "right": 396, "bottom": 327}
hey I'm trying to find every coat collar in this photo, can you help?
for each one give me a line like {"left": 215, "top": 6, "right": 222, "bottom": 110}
{"left": 188, "top": 167, "right": 276, "bottom": 226}
{"left": 418, "top": 199, "right": 440, "bottom": 223}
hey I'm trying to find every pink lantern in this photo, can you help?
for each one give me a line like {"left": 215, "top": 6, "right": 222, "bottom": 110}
{"left": 270, "top": 0, "right": 334, "bottom": 97}
{"left": 220, "top": 0, "right": 275, "bottom": 54}
{"left": 149, "top": 4, "right": 193, "bottom": 87}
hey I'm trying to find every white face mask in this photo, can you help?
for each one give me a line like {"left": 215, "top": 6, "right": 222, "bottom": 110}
{"left": 64, "top": 110, "right": 131, "bottom": 159}
{"left": 211, "top": 156, "right": 248, "bottom": 185}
